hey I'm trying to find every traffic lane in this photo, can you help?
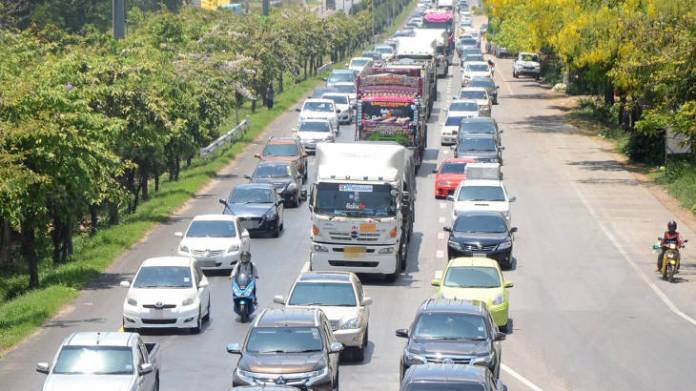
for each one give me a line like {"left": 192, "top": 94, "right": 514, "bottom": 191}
{"left": 491, "top": 57, "right": 696, "bottom": 389}
{"left": 0, "top": 92, "right": 310, "bottom": 390}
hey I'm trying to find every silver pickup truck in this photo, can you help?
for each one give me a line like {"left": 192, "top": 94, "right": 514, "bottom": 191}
{"left": 36, "top": 331, "right": 160, "bottom": 391}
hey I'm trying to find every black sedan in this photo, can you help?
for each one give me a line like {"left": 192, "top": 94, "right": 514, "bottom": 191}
{"left": 444, "top": 211, "right": 517, "bottom": 269}
{"left": 401, "top": 364, "right": 508, "bottom": 391}
{"left": 220, "top": 183, "right": 284, "bottom": 238}
{"left": 245, "top": 161, "right": 306, "bottom": 207}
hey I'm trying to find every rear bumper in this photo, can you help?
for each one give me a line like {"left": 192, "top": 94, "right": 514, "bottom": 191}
{"left": 435, "top": 185, "right": 457, "bottom": 198}
{"left": 514, "top": 67, "right": 540, "bottom": 76}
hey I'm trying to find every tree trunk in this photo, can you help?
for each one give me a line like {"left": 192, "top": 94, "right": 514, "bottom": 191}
{"left": 155, "top": 174, "right": 160, "bottom": 192}
{"left": 0, "top": 218, "right": 11, "bottom": 267}
{"left": 89, "top": 204, "right": 98, "bottom": 236}
{"left": 140, "top": 171, "right": 149, "bottom": 202}
{"left": 51, "top": 215, "right": 62, "bottom": 264}
{"left": 278, "top": 74, "right": 284, "bottom": 93}
{"left": 186, "top": 156, "right": 192, "bottom": 168}
{"left": 251, "top": 98, "right": 257, "bottom": 113}
{"left": 108, "top": 202, "right": 120, "bottom": 225}
{"left": 175, "top": 156, "right": 181, "bottom": 181}
{"left": 20, "top": 219, "right": 39, "bottom": 289}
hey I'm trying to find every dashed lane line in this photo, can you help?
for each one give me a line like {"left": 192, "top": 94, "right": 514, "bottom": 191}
{"left": 501, "top": 364, "right": 544, "bottom": 391}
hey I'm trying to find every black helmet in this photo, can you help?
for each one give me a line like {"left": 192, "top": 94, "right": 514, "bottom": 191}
{"left": 240, "top": 251, "right": 251, "bottom": 264}
{"left": 668, "top": 220, "right": 677, "bottom": 233}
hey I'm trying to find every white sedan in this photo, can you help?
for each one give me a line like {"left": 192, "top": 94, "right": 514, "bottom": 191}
{"left": 121, "top": 256, "right": 211, "bottom": 333}
{"left": 447, "top": 99, "right": 482, "bottom": 118}
{"left": 176, "top": 214, "right": 250, "bottom": 271}
{"left": 322, "top": 93, "right": 353, "bottom": 124}
{"left": 449, "top": 179, "right": 516, "bottom": 221}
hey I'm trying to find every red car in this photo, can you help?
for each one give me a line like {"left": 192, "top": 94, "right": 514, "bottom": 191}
{"left": 433, "top": 158, "right": 475, "bottom": 198}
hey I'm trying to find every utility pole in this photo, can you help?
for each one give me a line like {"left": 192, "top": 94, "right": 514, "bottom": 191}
{"left": 112, "top": 0, "right": 125, "bottom": 39}
{"left": 262, "top": 0, "right": 270, "bottom": 16}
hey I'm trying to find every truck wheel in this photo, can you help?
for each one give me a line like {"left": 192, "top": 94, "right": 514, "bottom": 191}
{"left": 400, "top": 241, "right": 408, "bottom": 271}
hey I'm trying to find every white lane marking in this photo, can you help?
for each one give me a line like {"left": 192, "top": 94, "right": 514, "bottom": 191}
{"left": 440, "top": 202, "right": 446, "bottom": 209}
{"left": 569, "top": 180, "right": 696, "bottom": 327}
{"left": 301, "top": 261, "right": 310, "bottom": 272}
{"left": 437, "top": 232, "right": 445, "bottom": 240}
{"left": 438, "top": 217, "right": 446, "bottom": 223}
{"left": 501, "top": 364, "right": 544, "bottom": 391}
{"left": 436, "top": 250, "right": 444, "bottom": 258}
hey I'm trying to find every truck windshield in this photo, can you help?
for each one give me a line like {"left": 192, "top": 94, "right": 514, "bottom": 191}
{"left": 314, "top": 182, "right": 396, "bottom": 217}
{"left": 52, "top": 346, "right": 134, "bottom": 375}
{"left": 362, "top": 102, "right": 414, "bottom": 122}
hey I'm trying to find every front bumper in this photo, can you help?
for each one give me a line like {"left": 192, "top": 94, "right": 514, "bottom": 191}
{"left": 515, "top": 67, "right": 540, "bottom": 76}
{"left": 447, "top": 245, "right": 512, "bottom": 265}
{"left": 239, "top": 215, "right": 279, "bottom": 235}
{"left": 177, "top": 249, "right": 239, "bottom": 270}
{"left": 441, "top": 132, "right": 458, "bottom": 145}
{"left": 310, "top": 243, "right": 399, "bottom": 275}
{"left": 123, "top": 304, "right": 200, "bottom": 329}
{"left": 435, "top": 184, "right": 458, "bottom": 198}
{"left": 233, "top": 368, "right": 332, "bottom": 391}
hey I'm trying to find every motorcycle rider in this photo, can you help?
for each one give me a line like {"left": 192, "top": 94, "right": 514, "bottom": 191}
{"left": 230, "top": 251, "right": 259, "bottom": 303}
{"left": 657, "top": 220, "right": 684, "bottom": 271}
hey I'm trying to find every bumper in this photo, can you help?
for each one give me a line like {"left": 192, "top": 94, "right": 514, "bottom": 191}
{"left": 435, "top": 185, "right": 457, "bottom": 198}
{"left": 233, "top": 369, "right": 332, "bottom": 391}
{"left": 177, "top": 250, "right": 239, "bottom": 270}
{"left": 310, "top": 243, "right": 399, "bottom": 275}
{"left": 441, "top": 133, "right": 457, "bottom": 145}
{"left": 489, "top": 302, "right": 509, "bottom": 327}
{"left": 240, "top": 216, "right": 279, "bottom": 235}
{"left": 123, "top": 305, "right": 200, "bottom": 329}
{"left": 447, "top": 246, "right": 512, "bottom": 265}
{"left": 338, "top": 111, "right": 352, "bottom": 123}
{"left": 333, "top": 327, "right": 365, "bottom": 348}
{"left": 515, "top": 67, "right": 540, "bottom": 76}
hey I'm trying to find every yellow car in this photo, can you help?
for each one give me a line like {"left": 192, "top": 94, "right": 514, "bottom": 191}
{"left": 432, "top": 257, "right": 513, "bottom": 332}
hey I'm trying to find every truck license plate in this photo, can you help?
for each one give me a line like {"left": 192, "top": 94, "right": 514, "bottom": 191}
{"left": 344, "top": 247, "right": 366, "bottom": 259}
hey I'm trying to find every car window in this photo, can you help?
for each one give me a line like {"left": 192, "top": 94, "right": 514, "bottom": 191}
{"left": 459, "top": 90, "right": 487, "bottom": 100}
{"left": 246, "top": 327, "right": 323, "bottom": 353}
{"left": 444, "top": 266, "right": 501, "bottom": 288}
{"left": 254, "top": 164, "right": 292, "bottom": 178}
{"left": 453, "top": 214, "right": 508, "bottom": 234}
{"left": 406, "top": 384, "right": 485, "bottom": 391}
{"left": 457, "top": 185, "right": 505, "bottom": 201}
{"left": 186, "top": 220, "right": 237, "bottom": 238}
{"left": 303, "top": 102, "right": 335, "bottom": 112}
{"left": 138, "top": 342, "right": 149, "bottom": 364}
{"left": 136, "top": 345, "right": 145, "bottom": 366}
{"left": 460, "top": 122, "right": 496, "bottom": 134}
{"left": 193, "top": 265, "right": 202, "bottom": 286}
{"left": 445, "top": 116, "right": 466, "bottom": 127}
{"left": 230, "top": 187, "right": 274, "bottom": 203}
{"left": 288, "top": 282, "right": 357, "bottom": 306}
{"left": 457, "top": 138, "right": 496, "bottom": 151}
{"left": 262, "top": 143, "right": 300, "bottom": 156}
{"left": 469, "top": 64, "right": 489, "bottom": 72}
{"left": 413, "top": 313, "right": 488, "bottom": 340}
{"left": 354, "top": 279, "right": 364, "bottom": 302}
{"left": 323, "top": 95, "right": 349, "bottom": 105}
{"left": 334, "top": 84, "right": 356, "bottom": 94}
{"left": 449, "top": 102, "right": 479, "bottom": 112}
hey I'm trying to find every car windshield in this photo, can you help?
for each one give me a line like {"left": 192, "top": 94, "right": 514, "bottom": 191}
{"left": 414, "top": 313, "right": 488, "bottom": 340}
{"left": 334, "top": 84, "right": 356, "bottom": 94}
{"left": 52, "top": 346, "right": 134, "bottom": 375}
{"left": 457, "top": 186, "right": 505, "bottom": 201}
{"left": 254, "top": 164, "right": 291, "bottom": 178}
{"left": 444, "top": 266, "right": 501, "bottom": 288}
{"left": 459, "top": 90, "right": 487, "bottom": 100}
{"left": 445, "top": 116, "right": 466, "bottom": 127}
{"left": 406, "top": 384, "right": 485, "bottom": 391}
{"left": 453, "top": 214, "right": 508, "bottom": 233}
{"left": 351, "top": 59, "right": 370, "bottom": 67}
{"left": 520, "top": 54, "right": 540, "bottom": 62}
{"left": 459, "top": 39, "right": 477, "bottom": 46}
{"left": 323, "top": 95, "right": 348, "bottom": 105}
{"left": 470, "top": 79, "right": 496, "bottom": 89}
{"left": 328, "top": 72, "right": 354, "bottom": 83}
{"left": 262, "top": 143, "right": 299, "bottom": 157}
{"left": 303, "top": 102, "right": 334, "bottom": 112}
{"left": 246, "top": 327, "right": 323, "bottom": 353}
{"left": 440, "top": 162, "right": 467, "bottom": 174}
{"left": 458, "top": 138, "right": 496, "bottom": 151}
{"left": 314, "top": 182, "right": 396, "bottom": 218}
{"left": 288, "top": 282, "right": 357, "bottom": 306}
{"left": 465, "top": 55, "right": 485, "bottom": 62}
{"left": 299, "top": 121, "right": 331, "bottom": 133}
{"left": 469, "top": 64, "right": 489, "bottom": 72}
{"left": 230, "top": 187, "right": 274, "bottom": 203}
{"left": 186, "top": 220, "right": 237, "bottom": 238}
{"left": 133, "top": 266, "right": 192, "bottom": 288}
{"left": 449, "top": 102, "right": 479, "bottom": 112}
{"left": 460, "top": 122, "right": 496, "bottom": 135}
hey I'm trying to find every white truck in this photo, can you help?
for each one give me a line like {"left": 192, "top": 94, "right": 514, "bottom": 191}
{"left": 36, "top": 331, "right": 160, "bottom": 391}
{"left": 309, "top": 142, "right": 416, "bottom": 281}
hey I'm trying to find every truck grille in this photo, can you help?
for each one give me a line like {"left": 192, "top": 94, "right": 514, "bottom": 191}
{"left": 142, "top": 319, "right": 177, "bottom": 324}
{"left": 328, "top": 232, "right": 380, "bottom": 241}
{"left": 333, "top": 248, "right": 375, "bottom": 253}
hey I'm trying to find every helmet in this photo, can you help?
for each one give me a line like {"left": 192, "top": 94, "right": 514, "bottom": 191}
{"left": 240, "top": 251, "right": 251, "bottom": 264}
{"left": 668, "top": 220, "right": 677, "bottom": 233}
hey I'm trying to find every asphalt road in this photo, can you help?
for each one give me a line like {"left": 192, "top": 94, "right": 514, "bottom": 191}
{"left": 3, "top": 11, "right": 696, "bottom": 391}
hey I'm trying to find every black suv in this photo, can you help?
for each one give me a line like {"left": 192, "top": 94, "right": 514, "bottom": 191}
{"left": 246, "top": 161, "right": 306, "bottom": 207}
{"left": 221, "top": 183, "right": 284, "bottom": 237}
{"left": 227, "top": 308, "right": 343, "bottom": 390}
{"left": 396, "top": 298, "right": 506, "bottom": 379}
{"left": 401, "top": 364, "right": 508, "bottom": 391}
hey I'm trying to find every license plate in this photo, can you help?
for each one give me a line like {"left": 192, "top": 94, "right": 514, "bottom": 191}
{"left": 344, "top": 246, "right": 366, "bottom": 259}
{"left": 473, "top": 252, "right": 486, "bottom": 257}
{"left": 360, "top": 223, "right": 377, "bottom": 233}
{"left": 198, "top": 260, "right": 217, "bottom": 267}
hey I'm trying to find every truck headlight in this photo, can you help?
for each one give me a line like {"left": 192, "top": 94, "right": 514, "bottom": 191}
{"left": 339, "top": 317, "right": 361, "bottom": 330}
{"left": 492, "top": 293, "right": 505, "bottom": 305}
{"left": 227, "top": 244, "right": 240, "bottom": 253}
{"left": 313, "top": 244, "right": 329, "bottom": 253}
{"left": 403, "top": 350, "right": 427, "bottom": 365}
{"left": 378, "top": 247, "right": 395, "bottom": 254}
{"left": 182, "top": 297, "right": 195, "bottom": 306}
{"left": 127, "top": 298, "right": 138, "bottom": 306}
{"left": 497, "top": 240, "right": 512, "bottom": 250}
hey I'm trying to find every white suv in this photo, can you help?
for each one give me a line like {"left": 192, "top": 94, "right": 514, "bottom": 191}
{"left": 513, "top": 52, "right": 541, "bottom": 79}
{"left": 298, "top": 99, "right": 339, "bottom": 131}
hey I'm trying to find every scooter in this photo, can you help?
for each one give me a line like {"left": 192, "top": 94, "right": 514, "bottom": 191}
{"left": 232, "top": 273, "right": 256, "bottom": 322}
{"left": 653, "top": 238, "right": 687, "bottom": 283}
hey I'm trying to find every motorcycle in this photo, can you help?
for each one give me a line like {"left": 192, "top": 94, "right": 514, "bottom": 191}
{"left": 653, "top": 238, "right": 687, "bottom": 282}
{"left": 232, "top": 273, "right": 256, "bottom": 322}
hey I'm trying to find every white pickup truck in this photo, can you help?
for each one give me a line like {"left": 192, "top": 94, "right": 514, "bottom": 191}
{"left": 36, "top": 331, "right": 160, "bottom": 391}
{"left": 512, "top": 52, "right": 541, "bottom": 80}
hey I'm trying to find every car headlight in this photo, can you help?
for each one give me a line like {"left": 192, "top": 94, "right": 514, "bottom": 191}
{"left": 227, "top": 243, "right": 240, "bottom": 253}
{"left": 182, "top": 297, "right": 195, "bottom": 306}
{"left": 306, "top": 367, "right": 330, "bottom": 385}
{"left": 497, "top": 240, "right": 512, "bottom": 250}
{"left": 470, "top": 351, "right": 494, "bottom": 366}
{"left": 313, "top": 244, "right": 329, "bottom": 252}
{"left": 263, "top": 208, "right": 277, "bottom": 220}
{"left": 492, "top": 293, "right": 505, "bottom": 306}
{"left": 339, "top": 317, "right": 361, "bottom": 330}
{"left": 235, "top": 368, "right": 257, "bottom": 383}
{"left": 127, "top": 298, "right": 138, "bottom": 306}
{"left": 179, "top": 244, "right": 189, "bottom": 253}
{"left": 448, "top": 239, "right": 463, "bottom": 250}
{"left": 403, "top": 350, "right": 427, "bottom": 365}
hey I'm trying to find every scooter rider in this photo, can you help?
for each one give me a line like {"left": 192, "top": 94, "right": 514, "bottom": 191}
{"left": 230, "top": 251, "right": 259, "bottom": 303}
{"left": 658, "top": 220, "right": 684, "bottom": 271}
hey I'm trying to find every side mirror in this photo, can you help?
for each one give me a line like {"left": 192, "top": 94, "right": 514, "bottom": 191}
{"left": 226, "top": 343, "right": 242, "bottom": 354}
{"left": 362, "top": 297, "right": 373, "bottom": 306}
{"left": 198, "top": 279, "right": 209, "bottom": 288}
{"left": 431, "top": 279, "right": 441, "bottom": 287}
{"left": 495, "top": 332, "right": 506, "bottom": 341}
{"left": 273, "top": 295, "right": 286, "bottom": 305}
{"left": 301, "top": 188, "right": 308, "bottom": 200}
{"left": 295, "top": 108, "right": 301, "bottom": 112}
{"left": 244, "top": 174, "right": 252, "bottom": 180}
{"left": 395, "top": 328, "right": 409, "bottom": 338}
{"left": 139, "top": 363, "right": 154, "bottom": 376}
{"left": 402, "top": 192, "right": 410, "bottom": 203}
{"left": 120, "top": 280, "right": 131, "bottom": 288}
{"left": 504, "top": 281, "right": 514, "bottom": 288}
{"left": 496, "top": 86, "right": 500, "bottom": 89}
{"left": 329, "top": 341, "right": 344, "bottom": 353}
{"left": 336, "top": 109, "right": 341, "bottom": 113}
{"left": 174, "top": 232, "right": 183, "bottom": 238}
{"left": 292, "top": 128, "right": 298, "bottom": 133}
{"left": 510, "top": 227, "right": 518, "bottom": 233}
{"left": 253, "top": 154, "right": 262, "bottom": 159}
{"left": 36, "top": 362, "right": 50, "bottom": 374}
{"left": 432, "top": 169, "right": 438, "bottom": 174}
{"left": 509, "top": 196, "right": 517, "bottom": 202}
{"left": 443, "top": 226, "right": 452, "bottom": 232}
{"left": 447, "top": 195, "right": 454, "bottom": 201}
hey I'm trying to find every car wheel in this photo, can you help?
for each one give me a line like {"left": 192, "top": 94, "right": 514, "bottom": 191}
{"left": 399, "top": 240, "right": 408, "bottom": 271}
{"left": 332, "top": 370, "right": 340, "bottom": 391}
{"left": 191, "top": 308, "right": 202, "bottom": 334}
{"left": 154, "top": 374, "right": 160, "bottom": 391}
{"left": 272, "top": 221, "right": 281, "bottom": 238}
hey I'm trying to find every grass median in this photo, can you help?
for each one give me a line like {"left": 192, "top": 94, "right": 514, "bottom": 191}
{"left": 0, "top": 76, "right": 324, "bottom": 354}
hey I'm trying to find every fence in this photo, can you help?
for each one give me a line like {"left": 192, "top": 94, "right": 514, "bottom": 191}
{"left": 199, "top": 119, "right": 249, "bottom": 158}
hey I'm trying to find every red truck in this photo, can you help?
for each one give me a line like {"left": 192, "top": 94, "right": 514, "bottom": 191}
{"left": 355, "top": 67, "right": 429, "bottom": 168}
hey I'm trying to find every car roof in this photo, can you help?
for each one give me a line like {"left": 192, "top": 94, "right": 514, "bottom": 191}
{"left": 419, "top": 298, "right": 487, "bottom": 315}
{"left": 299, "top": 118, "right": 332, "bottom": 124}
{"left": 297, "top": 271, "right": 354, "bottom": 283}
{"left": 304, "top": 98, "right": 334, "bottom": 104}
{"left": 330, "top": 69, "right": 353, "bottom": 74}
{"left": 256, "top": 160, "right": 292, "bottom": 168}
{"left": 351, "top": 57, "right": 373, "bottom": 62}
{"left": 458, "top": 133, "right": 496, "bottom": 140}
{"left": 454, "top": 210, "right": 507, "bottom": 219}
{"left": 63, "top": 332, "right": 136, "bottom": 347}
{"left": 256, "top": 308, "right": 321, "bottom": 327}
{"left": 333, "top": 82, "right": 356, "bottom": 87}
{"left": 449, "top": 99, "right": 478, "bottom": 106}
{"left": 461, "top": 117, "right": 495, "bottom": 124}
{"left": 234, "top": 183, "right": 275, "bottom": 190}
{"left": 466, "top": 61, "right": 489, "bottom": 66}
{"left": 192, "top": 214, "right": 238, "bottom": 222}
{"left": 460, "top": 179, "right": 503, "bottom": 187}
{"left": 403, "top": 364, "right": 488, "bottom": 384}
{"left": 267, "top": 137, "right": 300, "bottom": 145}
{"left": 141, "top": 256, "right": 193, "bottom": 267}
{"left": 460, "top": 87, "right": 488, "bottom": 93}
{"left": 448, "top": 256, "right": 500, "bottom": 268}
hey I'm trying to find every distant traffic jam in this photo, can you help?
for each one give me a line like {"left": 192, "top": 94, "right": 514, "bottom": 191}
{"left": 34, "top": 0, "right": 523, "bottom": 390}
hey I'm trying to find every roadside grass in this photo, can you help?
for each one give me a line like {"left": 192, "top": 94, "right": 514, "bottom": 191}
{"left": 649, "top": 157, "right": 696, "bottom": 214}
{"left": 566, "top": 97, "right": 630, "bottom": 154}
{"left": 0, "top": 76, "right": 323, "bottom": 354}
